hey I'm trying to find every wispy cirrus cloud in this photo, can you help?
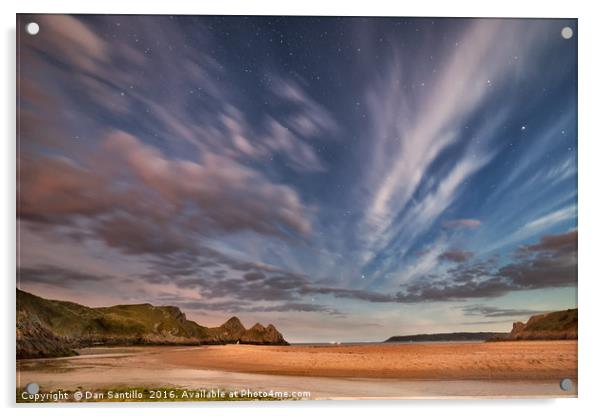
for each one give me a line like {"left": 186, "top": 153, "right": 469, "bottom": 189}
{"left": 522, "top": 205, "right": 577, "bottom": 233}
{"left": 352, "top": 20, "right": 555, "bottom": 288}
{"left": 482, "top": 204, "right": 577, "bottom": 255}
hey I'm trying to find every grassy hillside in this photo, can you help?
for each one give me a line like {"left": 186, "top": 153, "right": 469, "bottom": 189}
{"left": 17, "top": 290, "right": 208, "bottom": 341}
{"left": 96, "top": 304, "right": 211, "bottom": 339}
{"left": 16, "top": 289, "right": 287, "bottom": 358}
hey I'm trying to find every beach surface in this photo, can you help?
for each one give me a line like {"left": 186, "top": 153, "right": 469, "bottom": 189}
{"left": 160, "top": 341, "right": 577, "bottom": 380}
{"left": 17, "top": 341, "right": 577, "bottom": 399}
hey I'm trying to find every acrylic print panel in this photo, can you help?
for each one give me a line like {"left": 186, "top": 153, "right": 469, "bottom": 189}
{"left": 16, "top": 14, "right": 577, "bottom": 402}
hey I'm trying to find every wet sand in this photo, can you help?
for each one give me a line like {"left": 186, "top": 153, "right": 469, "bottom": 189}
{"left": 17, "top": 341, "right": 577, "bottom": 399}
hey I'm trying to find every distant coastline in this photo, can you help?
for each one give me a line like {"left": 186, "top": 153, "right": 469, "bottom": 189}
{"left": 384, "top": 332, "right": 504, "bottom": 343}
{"left": 384, "top": 308, "right": 577, "bottom": 344}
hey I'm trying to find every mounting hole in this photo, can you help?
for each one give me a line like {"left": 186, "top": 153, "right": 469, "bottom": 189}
{"left": 25, "top": 383, "right": 40, "bottom": 394}
{"left": 561, "top": 26, "right": 573, "bottom": 40}
{"left": 25, "top": 22, "right": 40, "bottom": 36}
{"left": 559, "top": 378, "right": 573, "bottom": 391}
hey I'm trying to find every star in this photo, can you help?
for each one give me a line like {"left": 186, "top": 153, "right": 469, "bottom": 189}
{"left": 521, "top": 126, "right": 526, "bottom": 131}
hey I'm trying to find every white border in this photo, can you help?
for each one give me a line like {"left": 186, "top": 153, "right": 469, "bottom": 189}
{"left": 2, "top": 1, "right": 601, "bottom": 415}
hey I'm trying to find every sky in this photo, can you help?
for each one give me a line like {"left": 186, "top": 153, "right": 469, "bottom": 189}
{"left": 17, "top": 15, "right": 577, "bottom": 342}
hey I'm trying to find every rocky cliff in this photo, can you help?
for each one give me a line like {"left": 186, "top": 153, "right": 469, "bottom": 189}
{"left": 16, "top": 289, "right": 288, "bottom": 358}
{"left": 507, "top": 309, "right": 577, "bottom": 340}
{"left": 209, "top": 318, "right": 287, "bottom": 345}
{"left": 240, "top": 323, "right": 287, "bottom": 345}
{"left": 16, "top": 310, "right": 78, "bottom": 358}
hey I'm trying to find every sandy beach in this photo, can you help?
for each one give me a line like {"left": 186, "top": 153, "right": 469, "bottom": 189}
{"left": 160, "top": 341, "right": 577, "bottom": 380}
{"left": 17, "top": 341, "right": 577, "bottom": 400}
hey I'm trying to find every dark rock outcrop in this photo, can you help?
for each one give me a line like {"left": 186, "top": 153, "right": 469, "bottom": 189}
{"left": 16, "top": 289, "right": 288, "bottom": 358}
{"left": 17, "top": 311, "right": 78, "bottom": 358}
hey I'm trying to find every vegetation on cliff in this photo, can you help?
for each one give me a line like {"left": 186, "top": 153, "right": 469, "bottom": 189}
{"left": 17, "top": 289, "right": 288, "bottom": 358}
{"left": 490, "top": 308, "right": 577, "bottom": 341}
